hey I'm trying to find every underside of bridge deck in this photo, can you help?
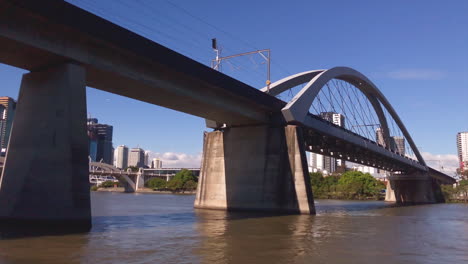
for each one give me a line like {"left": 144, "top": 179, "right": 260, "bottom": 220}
{"left": 0, "top": 0, "right": 285, "bottom": 126}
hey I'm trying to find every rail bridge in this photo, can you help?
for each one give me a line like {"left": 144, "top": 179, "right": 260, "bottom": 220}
{"left": 0, "top": 0, "right": 455, "bottom": 230}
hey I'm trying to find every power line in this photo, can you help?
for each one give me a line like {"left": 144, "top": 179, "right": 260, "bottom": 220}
{"left": 163, "top": 0, "right": 293, "bottom": 78}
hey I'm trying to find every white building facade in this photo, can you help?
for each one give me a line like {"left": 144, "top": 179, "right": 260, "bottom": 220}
{"left": 114, "top": 145, "right": 129, "bottom": 169}
{"left": 152, "top": 158, "right": 163, "bottom": 169}
{"left": 128, "top": 148, "right": 145, "bottom": 168}
{"left": 457, "top": 132, "right": 468, "bottom": 171}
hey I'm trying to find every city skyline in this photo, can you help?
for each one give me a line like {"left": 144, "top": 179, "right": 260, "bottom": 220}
{"left": 0, "top": 0, "right": 466, "bottom": 173}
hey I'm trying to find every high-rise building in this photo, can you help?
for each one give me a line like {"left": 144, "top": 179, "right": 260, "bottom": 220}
{"left": 310, "top": 153, "right": 336, "bottom": 174}
{"left": 128, "top": 148, "right": 145, "bottom": 168}
{"left": 391, "top": 136, "right": 405, "bottom": 155}
{"left": 457, "top": 132, "right": 468, "bottom": 172}
{"left": 0, "top": 97, "right": 16, "bottom": 154}
{"left": 87, "top": 118, "right": 113, "bottom": 164}
{"left": 115, "top": 145, "right": 129, "bottom": 169}
{"left": 0, "top": 105, "right": 5, "bottom": 153}
{"left": 309, "top": 112, "right": 345, "bottom": 174}
{"left": 144, "top": 151, "right": 150, "bottom": 167}
{"left": 152, "top": 158, "right": 163, "bottom": 169}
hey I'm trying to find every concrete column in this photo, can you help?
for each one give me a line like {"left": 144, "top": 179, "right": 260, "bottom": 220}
{"left": 0, "top": 63, "right": 91, "bottom": 230}
{"left": 385, "top": 174, "right": 436, "bottom": 204}
{"left": 121, "top": 168, "right": 136, "bottom": 192}
{"left": 385, "top": 180, "right": 396, "bottom": 202}
{"left": 135, "top": 168, "right": 145, "bottom": 191}
{"left": 285, "top": 126, "right": 315, "bottom": 214}
{"left": 194, "top": 125, "right": 315, "bottom": 214}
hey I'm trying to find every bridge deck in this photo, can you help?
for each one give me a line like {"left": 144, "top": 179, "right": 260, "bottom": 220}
{"left": 0, "top": 0, "right": 285, "bottom": 125}
{"left": 0, "top": 0, "right": 455, "bottom": 183}
{"left": 303, "top": 114, "right": 427, "bottom": 172}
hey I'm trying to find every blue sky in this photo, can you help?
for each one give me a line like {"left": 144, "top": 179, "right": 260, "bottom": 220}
{"left": 1, "top": 0, "right": 467, "bottom": 172}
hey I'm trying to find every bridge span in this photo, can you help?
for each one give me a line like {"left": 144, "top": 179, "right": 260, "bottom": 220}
{"left": 89, "top": 162, "right": 200, "bottom": 192}
{"left": 0, "top": 0, "right": 455, "bottom": 230}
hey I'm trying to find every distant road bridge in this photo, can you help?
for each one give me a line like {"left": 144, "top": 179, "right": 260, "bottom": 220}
{"left": 89, "top": 162, "right": 200, "bottom": 192}
{"left": 0, "top": 0, "right": 455, "bottom": 230}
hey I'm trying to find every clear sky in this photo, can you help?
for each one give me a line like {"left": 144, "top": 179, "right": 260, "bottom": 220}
{"left": 1, "top": 0, "right": 467, "bottom": 172}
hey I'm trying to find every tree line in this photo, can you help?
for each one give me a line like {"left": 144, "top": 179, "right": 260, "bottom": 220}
{"left": 441, "top": 180, "right": 468, "bottom": 202}
{"left": 310, "top": 171, "right": 386, "bottom": 200}
{"left": 92, "top": 169, "right": 198, "bottom": 193}
{"left": 145, "top": 169, "right": 198, "bottom": 193}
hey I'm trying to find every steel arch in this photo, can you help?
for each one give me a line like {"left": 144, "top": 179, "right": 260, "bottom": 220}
{"left": 263, "top": 67, "right": 426, "bottom": 166}
{"left": 89, "top": 161, "right": 121, "bottom": 172}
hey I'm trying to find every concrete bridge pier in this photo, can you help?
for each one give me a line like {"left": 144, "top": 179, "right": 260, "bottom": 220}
{"left": 0, "top": 63, "right": 91, "bottom": 231}
{"left": 385, "top": 173, "right": 442, "bottom": 204}
{"left": 136, "top": 168, "right": 145, "bottom": 191}
{"left": 195, "top": 125, "right": 315, "bottom": 214}
{"left": 122, "top": 168, "right": 137, "bottom": 193}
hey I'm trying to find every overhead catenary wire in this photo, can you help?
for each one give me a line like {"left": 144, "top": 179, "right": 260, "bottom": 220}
{"left": 68, "top": 0, "right": 284, "bottom": 88}
{"left": 161, "top": 0, "right": 293, "bottom": 81}
{"left": 68, "top": 0, "right": 209, "bottom": 63}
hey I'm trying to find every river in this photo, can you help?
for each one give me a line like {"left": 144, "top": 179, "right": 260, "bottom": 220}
{"left": 0, "top": 192, "right": 466, "bottom": 264}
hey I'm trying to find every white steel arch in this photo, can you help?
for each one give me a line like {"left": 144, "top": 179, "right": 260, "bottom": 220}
{"left": 263, "top": 67, "right": 426, "bottom": 166}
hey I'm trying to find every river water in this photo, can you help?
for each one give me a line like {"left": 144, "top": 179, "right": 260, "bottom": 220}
{"left": 0, "top": 192, "right": 466, "bottom": 264}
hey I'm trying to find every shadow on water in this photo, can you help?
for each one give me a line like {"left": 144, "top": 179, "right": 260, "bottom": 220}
{"left": 0, "top": 212, "right": 198, "bottom": 240}
{"left": 90, "top": 212, "right": 196, "bottom": 233}
{"left": 314, "top": 199, "right": 399, "bottom": 215}
{"left": 0, "top": 199, "right": 399, "bottom": 239}
{"left": 0, "top": 220, "right": 91, "bottom": 240}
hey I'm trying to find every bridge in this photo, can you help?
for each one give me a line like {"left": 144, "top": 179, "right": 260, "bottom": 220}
{"left": 0, "top": 0, "right": 455, "bottom": 230}
{"left": 89, "top": 162, "right": 200, "bottom": 192}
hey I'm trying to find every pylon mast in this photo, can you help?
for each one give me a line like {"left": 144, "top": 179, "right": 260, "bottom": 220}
{"left": 211, "top": 38, "right": 271, "bottom": 93}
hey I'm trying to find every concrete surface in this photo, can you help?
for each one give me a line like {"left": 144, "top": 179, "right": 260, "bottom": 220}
{"left": 195, "top": 125, "right": 315, "bottom": 214}
{"left": 385, "top": 173, "right": 442, "bottom": 204}
{"left": 0, "top": 63, "right": 91, "bottom": 229}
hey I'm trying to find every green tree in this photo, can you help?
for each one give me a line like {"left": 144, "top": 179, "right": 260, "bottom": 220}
{"left": 172, "top": 169, "right": 197, "bottom": 183}
{"left": 321, "top": 175, "right": 340, "bottom": 195}
{"left": 457, "top": 180, "right": 468, "bottom": 202}
{"left": 165, "top": 169, "right": 198, "bottom": 192}
{"left": 310, "top": 172, "right": 324, "bottom": 197}
{"left": 337, "top": 171, "right": 385, "bottom": 199}
{"left": 146, "top": 178, "right": 167, "bottom": 189}
{"left": 127, "top": 166, "right": 139, "bottom": 172}
{"left": 100, "top": 180, "right": 117, "bottom": 188}
{"left": 309, "top": 172, "right": 341, "bottom": 199}
{"left": 183, "top": 180, "right": 198, "bottom": 191}
{"left": 441, "top": 184, "right": 456, "bottom": 202}
{"left": 310, "top": 172, "right": 324, "bottom": 186}
{"left": 166, "top": 179, "right": 184, "bottom": 192}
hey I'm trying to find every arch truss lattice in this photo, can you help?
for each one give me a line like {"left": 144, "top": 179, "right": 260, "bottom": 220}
{"left": 261, "top": 67, "right": 426, "bottom": 170}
